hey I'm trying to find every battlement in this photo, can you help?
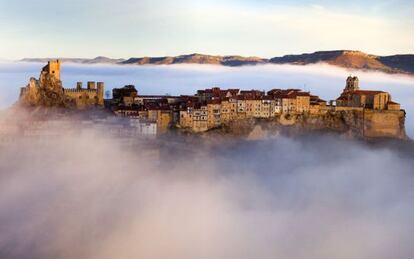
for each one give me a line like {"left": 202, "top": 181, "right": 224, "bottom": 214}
{"left": 64, "top": 88, "right": 98, "bottom": 93}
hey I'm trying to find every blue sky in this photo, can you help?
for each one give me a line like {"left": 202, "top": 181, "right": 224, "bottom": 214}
{"left": 0, "top": 0, "right": 413, "bottom": 59}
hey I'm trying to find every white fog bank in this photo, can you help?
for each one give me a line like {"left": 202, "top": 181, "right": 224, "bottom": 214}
{"left": 1, "top": 62, "right": 414, "bottom": 136}
{"left": 0, "top": 130, "right": 414, "bottom": 259}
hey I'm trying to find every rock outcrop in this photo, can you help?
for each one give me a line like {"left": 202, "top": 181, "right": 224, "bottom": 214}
{"left": 19, "top": 61, "right": 70, "bottom": 108}
{"left": 209, "top": 110, "right": 406, "bottom": 140}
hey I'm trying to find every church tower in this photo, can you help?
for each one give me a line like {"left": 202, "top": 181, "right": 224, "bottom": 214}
{"left": 344, "top": 76, "right": 359, "bottom": 93}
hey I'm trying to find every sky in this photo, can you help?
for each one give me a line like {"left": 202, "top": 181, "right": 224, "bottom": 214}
{"left": 0, "top": 0, "right": 413, "bottom": 59}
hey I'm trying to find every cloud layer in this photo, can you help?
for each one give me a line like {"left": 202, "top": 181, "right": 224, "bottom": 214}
{"left": 0, "top": 124, "right": 414, "bottom": 259}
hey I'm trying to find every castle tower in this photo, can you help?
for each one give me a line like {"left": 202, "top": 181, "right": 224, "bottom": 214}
{"left": 97, "top": 82, "right": 104, "bottom": 106}
{"left": 344, "top": 76, "right": 359, "bottom": 92}
{"left": 76, "top": 82, "right": 82, "bottom": 90}
{"left": 42, "top": 60, "right": 61, "bottom": 80}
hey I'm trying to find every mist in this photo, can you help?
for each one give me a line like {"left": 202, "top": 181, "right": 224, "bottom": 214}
{"left": 1, "top": 61, "right": 414, "bottom": 136}
{"left": 1, "top": 122, "right": 414, "bottom": 259}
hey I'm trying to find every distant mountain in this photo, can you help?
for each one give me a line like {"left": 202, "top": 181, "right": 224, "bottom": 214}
{"left": 121, "top": 54, "right": 268, "bottom": 66}
{"left": 270, "top": 50, "right": 414, "bottom": 74}
{"left": 378, "top": 55, "right": 414, "bottom": 74}
{"left": 21, "top": 51, "right": 414, "bottom": 75}
{"left": 21, "top": 56, "right": 125, "bottom": 64}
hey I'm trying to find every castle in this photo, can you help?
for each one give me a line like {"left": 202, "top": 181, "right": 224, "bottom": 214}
{"left": 20, "top": 60, "right": 104, "bottom": 109}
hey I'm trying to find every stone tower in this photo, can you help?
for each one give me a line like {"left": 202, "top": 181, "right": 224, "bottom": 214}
{"left": 42, "top": 60, "right": 61, "bottom": 81}
{"left": 97, "top": 82, "right": 105, "bottom": 106}
{"left": 344, "top": 76, "right": 359, "bottom": 93}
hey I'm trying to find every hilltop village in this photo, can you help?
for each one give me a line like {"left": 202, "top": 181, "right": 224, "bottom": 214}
{"left": 15, "top": 60, "right": 406, "bottom": 139}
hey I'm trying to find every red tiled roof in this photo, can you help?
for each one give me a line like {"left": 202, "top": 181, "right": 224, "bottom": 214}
{"left": 291, "top": 92, "right": 310, "bottom": 97}
{"left": 207, "top": 99, "right": 221, "bottom": 104}
{"left": 352, "top": 90, "right": 385, "bottom": 96}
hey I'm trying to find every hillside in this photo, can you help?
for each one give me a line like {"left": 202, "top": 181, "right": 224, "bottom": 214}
{"left": 121, "top": 54, "right": 268, "bottom": 66}
{"left": 270, "top": 50, "right": 410, "bottom": 74}
{"left": 21, "top": 51, "right": 414, "bottom": 75}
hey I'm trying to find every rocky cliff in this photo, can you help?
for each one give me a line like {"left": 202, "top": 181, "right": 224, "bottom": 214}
{"left": 211, "top": 110, "right": 407, "bottom": 140}
{"left": 19, "top": 65, "right": 74, "bottom": 108}
{"left": 20, "top": 76, "right": 69, "bottom": 107}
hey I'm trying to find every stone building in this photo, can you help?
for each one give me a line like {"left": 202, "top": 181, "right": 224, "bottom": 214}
{"left": 207, "top": 100, "right": 221, "bottom": 129}
{"left": 267, "top": 89, "right": 312, "bottom": 114}
{"left": 20, "top": 60, "right": 104, "bottom": 109}
{"left": 336, "top": 76, "right": 400, "bottom": 111}
{"left": 309, "top": 95, "right": 327, "bottom": 114}
{"left": 179, "top": 104, "right": 208, "bottom": 132}
{"left": 220, "top": 98, "right": 238, "bottom": 123}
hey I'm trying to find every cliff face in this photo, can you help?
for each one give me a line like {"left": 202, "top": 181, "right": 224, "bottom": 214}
{"left": 362, "top": 110, "right": 406, "bottom": 139}
{"left": 20, "top": 75, "right": 68, "bottom": 107}
{"left": 215, "top": 110, "right": 406, "bottom": 140}
{"left": 286, "top": 110, "right": 406, "bottom": 139}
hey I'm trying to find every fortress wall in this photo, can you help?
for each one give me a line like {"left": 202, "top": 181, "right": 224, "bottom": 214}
{"left": 64, "top": 89, "right": 97, "bottom": 93}
{"left": 64, "top": 90, "right": 100, "bottom": 109}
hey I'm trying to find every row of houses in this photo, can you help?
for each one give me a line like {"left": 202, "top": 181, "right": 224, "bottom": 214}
{"left": 110, "top": 85, "right": 327, "bottom": 132}
{"left": 109, "top": 76, "right": 402, "bottom": 133}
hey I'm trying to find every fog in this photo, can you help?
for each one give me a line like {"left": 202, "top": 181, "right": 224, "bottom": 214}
{"left": 1, "top": 63, "right": 414, "bottom": 259}
{"left": 1, "top": 124, "right": 414, "bottom": 259}
{"left": 1, "top": 62, "right": 414, "bottom": 136}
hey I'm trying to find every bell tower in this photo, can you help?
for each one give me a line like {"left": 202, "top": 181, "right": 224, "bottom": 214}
{"left": 344, "top": 76, "right": 359, "bottom": 93}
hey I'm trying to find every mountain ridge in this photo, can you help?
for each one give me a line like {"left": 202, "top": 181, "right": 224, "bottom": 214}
{"left": 20, "top": 50, "right": 414, "bottom": 75}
